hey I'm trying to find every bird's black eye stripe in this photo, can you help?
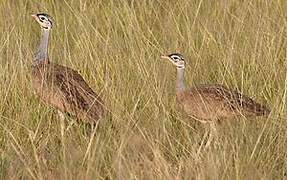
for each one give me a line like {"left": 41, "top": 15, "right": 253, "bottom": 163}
{"left": 171, "top": 56, "right": 180, "bottom": 60}
{"left": 167, "top": 54, "right": 184, "bottom": 61}
{"left": 38, "top": 17, "right": 44, "bottom": 22}
{"left": 38, "top": 16, "right": 46, "bottom": 22}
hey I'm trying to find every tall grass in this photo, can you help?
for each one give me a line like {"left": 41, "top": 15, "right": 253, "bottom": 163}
{"left": 0, "top": 0, "right": 287, "bottom": 179}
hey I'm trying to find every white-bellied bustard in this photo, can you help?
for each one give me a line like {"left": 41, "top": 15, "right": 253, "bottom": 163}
{"left": 31, "top": 13, "right": 104, "bottom": 124}
{"left": 161, "top": 53, "right": 270, "bottom": 146}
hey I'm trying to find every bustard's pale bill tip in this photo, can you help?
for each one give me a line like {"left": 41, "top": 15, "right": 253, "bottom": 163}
{"left": 161, "top": 55, "right": 168, "bottom": 59}
{"left": 31, "top": 14, "right": 37, "bottom": 19}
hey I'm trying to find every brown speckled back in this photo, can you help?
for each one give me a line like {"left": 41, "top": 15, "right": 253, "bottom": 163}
{"left": 177, "top": 84, "right": 270, "bottom": 121}
{"left": 32, "top": 62, "right": 105, "bottom": 124}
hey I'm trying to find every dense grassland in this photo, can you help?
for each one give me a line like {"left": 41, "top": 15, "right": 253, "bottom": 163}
{"left": 1, "top": 0, "right": 287, "bottom": 179}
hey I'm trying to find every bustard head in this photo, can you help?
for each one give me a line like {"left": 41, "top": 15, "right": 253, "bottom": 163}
{"left": 161, "top": 53, "right": 185, "bottom": 68}
{"left": 31, "top": 13, "right": 53, "bottom": 30}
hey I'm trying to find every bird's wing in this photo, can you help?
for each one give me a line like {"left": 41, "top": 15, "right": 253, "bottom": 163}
{"left": 190, "top": 84, "right": 270, "bottom": 115}
{"left": 53, "top": 64, "right": 104, "bottom": 119}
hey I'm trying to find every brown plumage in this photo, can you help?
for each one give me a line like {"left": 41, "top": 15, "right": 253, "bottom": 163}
{"left": 32, "top": 62, "right": 105, "bottom": 123}
{"left": 161, "top": 53, "right": 270, "bottom": 121}
{"left": 177, "top": 84, "right": 270, "bottom": 121}
{"left": 31, "top": 13, "right": 104, "bottom": 123}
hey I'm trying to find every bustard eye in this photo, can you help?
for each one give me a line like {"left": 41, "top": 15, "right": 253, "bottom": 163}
{"left": 171, "top": 56, "right": 180, "bottom": 61}
{"left": 39, "top": 16, "right": 46, "bottom": 21}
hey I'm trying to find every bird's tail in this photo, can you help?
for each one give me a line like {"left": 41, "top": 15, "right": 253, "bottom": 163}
{"left": 246, "top": 102, "right": 271, "bottom": 117}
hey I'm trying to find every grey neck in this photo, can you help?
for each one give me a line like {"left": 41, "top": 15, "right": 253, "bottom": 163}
{"left": 35, "top": 28, "right": 50, "bottom": 62}
{"left": 176, "top": 67, "right": 186, "bottom": 92}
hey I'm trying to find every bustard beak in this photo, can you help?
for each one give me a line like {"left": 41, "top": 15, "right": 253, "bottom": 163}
{"left": 31, "top": 14, "right": 37, "bottom": 20}
{"left": 160, "top": 55, "right": 169, "bottom": 59}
